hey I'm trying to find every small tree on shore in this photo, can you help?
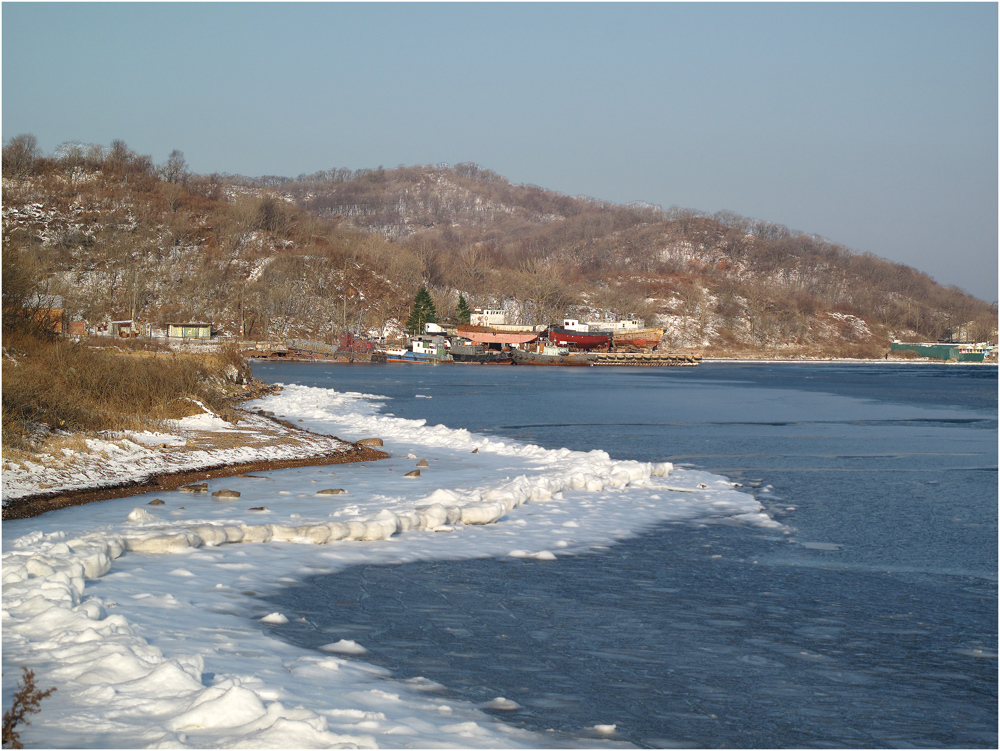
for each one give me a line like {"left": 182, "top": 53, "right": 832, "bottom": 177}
{"left": 406, "top": 286, "right": 438, "bottom": 334}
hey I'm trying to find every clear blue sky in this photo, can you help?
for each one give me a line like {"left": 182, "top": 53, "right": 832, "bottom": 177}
{"left": 4, "top": 2, "right": 997, "bottom": 302}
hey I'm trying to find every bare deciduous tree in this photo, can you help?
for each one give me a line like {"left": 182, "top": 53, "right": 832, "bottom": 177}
{"left": 3, "top": 134, "right": 40, "bottom": 179}
{"left": 162, "top": 149, "right": 188, "bottom": 184}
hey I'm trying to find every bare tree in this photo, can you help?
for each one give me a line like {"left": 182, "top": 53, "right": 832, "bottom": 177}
{"left": 3, "top": 134, "right": 40, "bottom": 179}
{"left": 161, "top": 149, "right": 188, "bottom": 184}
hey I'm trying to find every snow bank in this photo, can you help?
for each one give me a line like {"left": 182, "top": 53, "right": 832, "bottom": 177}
{"left": 1, "top": 411, "right": 356, "bottom": 504}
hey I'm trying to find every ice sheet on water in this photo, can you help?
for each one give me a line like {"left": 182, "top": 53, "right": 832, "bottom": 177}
{"left": 2, "top": 382, "right": 777, "bottom": 749}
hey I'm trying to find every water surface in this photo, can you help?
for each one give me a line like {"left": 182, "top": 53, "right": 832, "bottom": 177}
{"left": 254, "top": 361, "right": 997, "bottom": 747}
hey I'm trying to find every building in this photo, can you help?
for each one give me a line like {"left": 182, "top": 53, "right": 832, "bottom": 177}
{"left": 108, "top": 320, "right": 138, "bottom": 337}
{"left": 890, "top": 341, "right": 986, "bottom": 362}
{"left": 26, "top": 294, "right": 63, "bottom": 333}
{"left": 167, "top": 322, "right": 213, "bottom": 340}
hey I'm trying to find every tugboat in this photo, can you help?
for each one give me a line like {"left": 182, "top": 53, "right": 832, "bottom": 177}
{"left": 382, "top": 335, "right": 453, "bottom": 363}
{"left": 449, "top": 343, "right": 513, "bottom": 364}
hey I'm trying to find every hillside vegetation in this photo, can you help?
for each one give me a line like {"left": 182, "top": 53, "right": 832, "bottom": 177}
{"left": 3, "top": 135, "right": 996, "bottom": 359}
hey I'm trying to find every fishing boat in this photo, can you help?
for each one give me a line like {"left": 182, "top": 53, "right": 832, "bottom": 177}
{"left": 449, "top": 343, "right": 513, "bottom": 364}
{"left": 382, "top": 347, "right": 450, "bottom": 363}
{"left": 612, "top": 328, "right": 665, "bottom": 349}
{"left": 546, "top": 326, "right": 612, "bottom": 350}
{"left": 456, "top": 325, "right": 540, "bottom": 347}
{"left": 511, "top": 345, "right": 592, "bottom": 366}
{"left": 382, "top": 335, "right": 453, "bottom": 364}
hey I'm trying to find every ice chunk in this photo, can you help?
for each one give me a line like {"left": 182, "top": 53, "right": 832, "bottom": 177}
{"left": 483, "top": 697, "right": 522, "bottom": 710}
{"left": 319, "top": 639, "right": 369, "bottom": 655}
{"left": 127, "top": 507, "right": 157, "bottom": 523}
{"left": 167, "top": 684, "right": 267, "bottom": 731}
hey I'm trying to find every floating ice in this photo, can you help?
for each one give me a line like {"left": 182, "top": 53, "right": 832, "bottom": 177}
{"left": 260, "top": 612, "right": 289, "bottom": 625}
{"left": 319, "top": 640, "right": 370, "bottom": 656}
{"left": 484, "top": 697, "right": 522, "bottom": 711}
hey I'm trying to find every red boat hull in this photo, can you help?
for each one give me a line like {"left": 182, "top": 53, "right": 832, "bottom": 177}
{"left": 547, "top": 327, "right": 612, "bottom": 350}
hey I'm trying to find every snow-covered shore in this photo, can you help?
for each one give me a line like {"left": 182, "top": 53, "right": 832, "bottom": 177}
{"left": 2, "top": 383, "right": 781, "bottom": 748}
{"left": 1, "top": 403, "right": 371, "bottom": 510}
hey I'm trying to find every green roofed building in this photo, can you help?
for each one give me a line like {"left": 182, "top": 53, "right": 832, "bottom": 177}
{"left": 890, "top": 342, "right": 986, "bottom": 362}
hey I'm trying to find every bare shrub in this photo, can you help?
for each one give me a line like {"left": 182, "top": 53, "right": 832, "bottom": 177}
{"left": 2, "top": 667, "right": 56, "bottom": 748}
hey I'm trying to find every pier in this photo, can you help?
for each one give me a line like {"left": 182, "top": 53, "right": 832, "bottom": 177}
{"left": 587, "top": 351, "right": 702, "bottom": 366}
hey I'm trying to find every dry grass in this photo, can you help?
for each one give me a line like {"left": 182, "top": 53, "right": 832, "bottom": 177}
{"left": 2, "top": 330, "right": 253, "bottom": 455}
{"left": 80, "top": 335, "right": 171, "bottom": 354}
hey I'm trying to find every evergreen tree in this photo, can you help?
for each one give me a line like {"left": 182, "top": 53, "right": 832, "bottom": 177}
{"left": 456, "top": 294, "right": 471, "bottom": 325}
{"left": 406, "top": 286, "right": 438, "bottom": 334}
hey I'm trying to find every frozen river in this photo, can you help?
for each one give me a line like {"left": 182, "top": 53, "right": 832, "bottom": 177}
{"left": 2, "top": 360, "right": 994, "bottom": 748}
{"left": 254, "top": 360, "right": 998, "bottom": 748}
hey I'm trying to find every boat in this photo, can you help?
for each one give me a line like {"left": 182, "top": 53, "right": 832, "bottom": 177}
{"left": 511, "top": 345, "right": 592, "bottom": 366}
{"left": 381, "top": 346, "right": 452, "bottom": 364}
{"left": 449, "top": 343, "right": 513, "bottom": 364}
{"left": 456, "top": 325, "right": 540, "bottom": 346}
{"left": 612, "top": 328, "right": 665, "bottom": 349}
{"left": 546, "top": 326, "right": 612, "bottom": 350}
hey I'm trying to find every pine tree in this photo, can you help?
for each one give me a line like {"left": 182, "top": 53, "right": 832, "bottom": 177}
{"left": 456, "top": 294, "right": 471, "bottom": 325}
{"left": 405, "top": 286, "right": 438, "bottom": 334}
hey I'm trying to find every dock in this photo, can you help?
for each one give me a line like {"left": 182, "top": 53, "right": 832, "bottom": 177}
{"left": 587, "top": 351, "right": 701, "bottom": 366}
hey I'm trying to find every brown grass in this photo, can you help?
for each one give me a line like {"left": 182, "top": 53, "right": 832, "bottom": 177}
{"left": 2, "top": 331, "right": 253, "bottom": 454}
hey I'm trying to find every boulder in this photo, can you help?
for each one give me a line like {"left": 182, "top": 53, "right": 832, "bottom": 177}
{"left": 357, "top": 437, "right": 384, "bottom": 447}
{"left": 316, "top": 488, "right": 347, "bottom": 496}
{"left": 404, "top": 470, "right": 421, "bottom": 478}
{"left": 212, "top": 489, "right": 241, "bottom": 499}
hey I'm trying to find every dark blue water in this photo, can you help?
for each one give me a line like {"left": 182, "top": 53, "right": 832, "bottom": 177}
{"left": 253, "top": 361, "right": 998, "bottom": 748}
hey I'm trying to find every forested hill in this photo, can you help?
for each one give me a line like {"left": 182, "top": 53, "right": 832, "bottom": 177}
{"left": 3, "top": 139, "right": 995, "bottom": 356}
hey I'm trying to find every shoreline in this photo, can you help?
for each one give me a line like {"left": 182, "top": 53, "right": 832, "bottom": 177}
{"left": 1, "top": 397, "right": 391, "bottom": 521}
{"left": 702, "top": 356, "right": 997, "bottom": 365}
{"left": 1, "top": 443, "right": 389, "bottom": 522}
{"left": 262, "top": 354, "right": 997, "bottom": 366}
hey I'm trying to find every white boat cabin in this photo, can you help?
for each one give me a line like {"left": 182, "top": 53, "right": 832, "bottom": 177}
{"left": 472, "top": 308, "right": 506, "bottom": 327}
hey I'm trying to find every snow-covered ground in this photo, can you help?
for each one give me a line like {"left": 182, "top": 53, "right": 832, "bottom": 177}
{"left": 2, "top": 384, "right": 780, "bottom": 748}
{"left": 1, "top": 403, "right": 359, "bottom": 504}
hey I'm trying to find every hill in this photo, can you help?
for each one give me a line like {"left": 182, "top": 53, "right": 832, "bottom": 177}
{"left": 3, "top": 138, "right": 996, "bottom": 357}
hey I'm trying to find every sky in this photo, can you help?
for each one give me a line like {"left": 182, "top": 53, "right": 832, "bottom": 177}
{"left": 3, "top": 2, "right": 997, "bottom": 302}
